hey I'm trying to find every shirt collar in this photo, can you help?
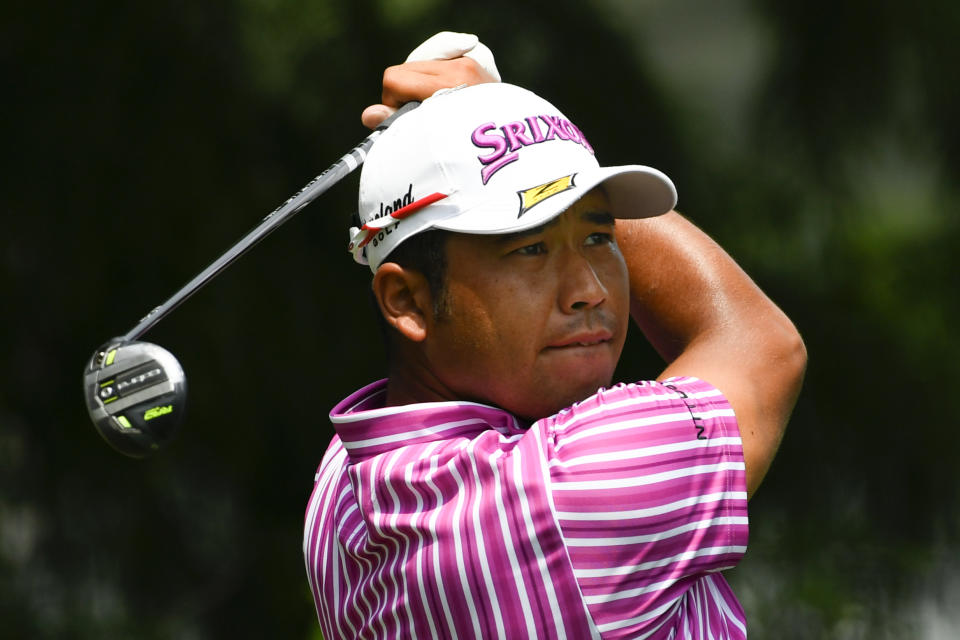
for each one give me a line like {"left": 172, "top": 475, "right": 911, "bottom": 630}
{"left": 330, "top": 379, "right": 528, "bottom": 461}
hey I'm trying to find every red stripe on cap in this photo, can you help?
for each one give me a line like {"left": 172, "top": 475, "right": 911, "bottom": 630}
{"left": 355, "top": 192, "right": 448, "bottom": 250}
{"left": 370, "top": 191, "right": 448, "bottom": 224}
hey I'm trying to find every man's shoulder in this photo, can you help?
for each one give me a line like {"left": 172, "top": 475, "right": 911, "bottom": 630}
{"left": 544, "top": 377, "right": 729, "bottom": 426}
{"left": 538, "top": 376, "right": 741, "bottom": 467}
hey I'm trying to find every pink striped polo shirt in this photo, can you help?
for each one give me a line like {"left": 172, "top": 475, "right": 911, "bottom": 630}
{"left": 304, "top": 377, "right": 748, "bottom": 639}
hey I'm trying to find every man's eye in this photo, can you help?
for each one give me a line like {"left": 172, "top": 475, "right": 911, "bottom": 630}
{"left": 514, "top": 242, "right": 547, "bottom": 256}
{"left": 585, "top": 232, "right": 614, "bottom": 246}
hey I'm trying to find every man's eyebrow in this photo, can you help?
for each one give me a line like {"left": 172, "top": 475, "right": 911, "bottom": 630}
{"left": 493, "top": 210, "right": 615, "bottom": 245}
{"left": 582, "top": 210, "right": 615, "bottom": 226}
{"left": 493, "top": 221, "right": 553, "bottom": 244}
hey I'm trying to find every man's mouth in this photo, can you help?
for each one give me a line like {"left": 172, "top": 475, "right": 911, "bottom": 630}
{"left": 546, "top": 331, "right": 613, "bottom": 349}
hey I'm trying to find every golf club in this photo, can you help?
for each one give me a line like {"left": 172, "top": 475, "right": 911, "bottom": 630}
{"left": 84, "top": 102, "right": 419, "bottom": 458}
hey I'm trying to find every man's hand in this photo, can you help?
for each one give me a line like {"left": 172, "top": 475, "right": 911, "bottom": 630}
{"left": 361, "top": 31, "right": 500, "bottom": 129}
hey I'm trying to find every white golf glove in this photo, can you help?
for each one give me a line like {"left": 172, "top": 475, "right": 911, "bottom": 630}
{"left": 405, "top": 31, "right": 501, "bottom": 82}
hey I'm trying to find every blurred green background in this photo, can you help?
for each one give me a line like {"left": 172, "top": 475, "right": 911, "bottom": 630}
{"left": 3, "top": 0, "right": 958, "bottom": 637}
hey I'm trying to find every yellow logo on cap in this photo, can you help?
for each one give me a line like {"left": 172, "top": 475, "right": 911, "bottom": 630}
{"left": 517, "top": 174, "right": 576, "bottom": 218}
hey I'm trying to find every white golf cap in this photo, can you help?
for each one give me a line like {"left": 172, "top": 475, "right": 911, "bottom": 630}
{"left": 349, "top": 82, "right": 677, "bottom": 271}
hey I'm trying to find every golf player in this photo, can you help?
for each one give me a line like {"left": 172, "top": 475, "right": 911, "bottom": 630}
{"left": 303, "top": 33, "right": 806, "bottom": 639}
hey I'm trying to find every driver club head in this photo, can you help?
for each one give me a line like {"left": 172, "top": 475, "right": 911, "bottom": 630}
{"left": 84, "top": 339, "right": 187, "bottom": 458}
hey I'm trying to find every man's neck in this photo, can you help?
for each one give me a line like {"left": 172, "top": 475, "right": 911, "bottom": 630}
{"left": 384, "top": 356, "right": 457, "bottom": 408}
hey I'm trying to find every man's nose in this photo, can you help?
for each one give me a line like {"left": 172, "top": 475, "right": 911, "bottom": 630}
{"left": 559, "top": 252, "right": 608, "bottom": 313}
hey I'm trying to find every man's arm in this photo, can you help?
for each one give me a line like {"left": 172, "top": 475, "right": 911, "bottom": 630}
{"left": 616, "top": 212, "right": 807, "bottom": 499}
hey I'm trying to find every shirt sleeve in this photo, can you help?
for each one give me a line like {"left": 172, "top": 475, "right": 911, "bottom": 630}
{"left": 540, "top": 377, "right": 748, "bottom": 630}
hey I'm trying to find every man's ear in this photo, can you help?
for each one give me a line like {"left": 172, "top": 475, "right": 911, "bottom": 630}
{"left": 372, "top": 263, "right": 432, "bottom": 342}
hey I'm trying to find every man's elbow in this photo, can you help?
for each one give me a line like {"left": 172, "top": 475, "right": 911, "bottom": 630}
{"left": 756, "top": 311, "right": 807, "bottom": 430}
{"left": 779, "top": 319, "right": 808, "bottom": 397}
{"left": 763, "top": 316, "right": 807, "bottom": 448}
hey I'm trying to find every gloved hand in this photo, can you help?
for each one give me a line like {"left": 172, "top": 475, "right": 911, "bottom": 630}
{"left": 361, "top": 31, "right": 500, "bottom": 129}
{"left": 405, "top": 31, "right": 500, "bottom": 81}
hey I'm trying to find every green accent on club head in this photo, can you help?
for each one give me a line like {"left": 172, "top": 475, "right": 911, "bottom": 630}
{"left": 104, "top": 396, "right": 118, "bottom": 404}
{"left": 143, "top": 405, "right": 173, "bottom": 421}
{"left": 105, "top": 349, "right": 117, "bottom": 366}
{"left": 117, "top": 415, "right": 132, "bottom": 429}
{"left": 99, "top": 379, "right": 115, "bottom": 388}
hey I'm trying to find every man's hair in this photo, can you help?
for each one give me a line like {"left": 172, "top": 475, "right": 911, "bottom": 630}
{"left": 370, "top": 230, "right": 451, "bottom": 359}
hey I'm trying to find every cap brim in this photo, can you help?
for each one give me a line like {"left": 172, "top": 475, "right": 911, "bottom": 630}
{"left": 430, "top": 165, "right": 677, "bottom": 235}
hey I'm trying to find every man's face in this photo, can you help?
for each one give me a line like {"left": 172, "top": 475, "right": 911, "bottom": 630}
{"left": 423, "top": 188, "right": 630, "bottom": 420}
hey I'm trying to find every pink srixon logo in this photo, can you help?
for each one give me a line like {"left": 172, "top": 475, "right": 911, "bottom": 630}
{"left": 471, "top": 115, "right": 594, "bottom": 185}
